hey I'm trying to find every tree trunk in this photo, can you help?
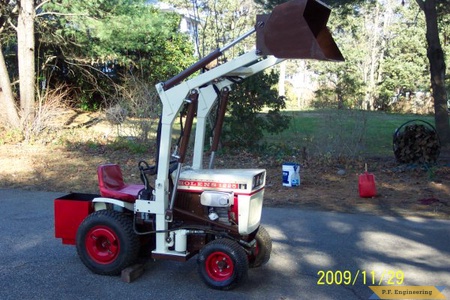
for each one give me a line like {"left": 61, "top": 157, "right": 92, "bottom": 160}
{"left": 367, "top": 1, "right": 381, "bottom": 110}
{"left": 0, "top": 45, "right": 21, "bottom": 127}
{"left": 278, "top": 60, "right": 286, "bottom": 97}
{"left": 416, "top": 0, "right": 450, "bottom": 146}
{"left": 17, "top": 0, "right": 36, "bottom": 128}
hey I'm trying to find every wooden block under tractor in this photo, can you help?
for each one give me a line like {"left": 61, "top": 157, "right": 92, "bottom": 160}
{"left": 121, "top": 264, "right": 145, "bottom": 283}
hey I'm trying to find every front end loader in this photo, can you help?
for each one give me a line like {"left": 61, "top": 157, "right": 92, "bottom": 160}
{"left": 54, "top": 0, "right": 343, "bottom": 290}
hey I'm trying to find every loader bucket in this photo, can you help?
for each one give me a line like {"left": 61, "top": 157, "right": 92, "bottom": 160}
{"left": 256, "top": 0, "right": 344, "bottom": 61}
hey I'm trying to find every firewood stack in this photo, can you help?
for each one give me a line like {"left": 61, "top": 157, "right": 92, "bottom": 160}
{"left": 393, "top": 121, "right": 440, "bottom": 164}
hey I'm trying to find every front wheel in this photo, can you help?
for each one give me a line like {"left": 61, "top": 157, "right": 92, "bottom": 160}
{"left": 76, "top": 210, "right": 140, "bottom": 275}
{"left": 197, "top": 238, "right": 248, "bottom": 290}
{"left": 248, "top": 225, "right": 272, "bottom": 268}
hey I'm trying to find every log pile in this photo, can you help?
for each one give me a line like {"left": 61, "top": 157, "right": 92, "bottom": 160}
{"left": 393, "top": 121, "right": 440, "bottom": 164}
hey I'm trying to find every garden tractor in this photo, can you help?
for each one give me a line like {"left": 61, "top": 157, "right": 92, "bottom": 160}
{"left": 54, "top": 0, "right": 343, "bottom": 290}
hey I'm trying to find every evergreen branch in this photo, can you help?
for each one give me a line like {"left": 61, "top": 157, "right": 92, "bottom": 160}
{"left": 35, "top": 0, "right": 51, "bottom": 12}
{"left": 36, "top": 11, "right": 89, "bottom": 17}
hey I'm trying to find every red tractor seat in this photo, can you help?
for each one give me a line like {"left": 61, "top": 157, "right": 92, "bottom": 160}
{"left": 97, "top": 164, "right": 144, "bottom": 202}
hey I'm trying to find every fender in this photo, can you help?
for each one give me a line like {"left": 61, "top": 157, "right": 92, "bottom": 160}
{"left": 92, "top": 197, "right": 134, "bottom": 212}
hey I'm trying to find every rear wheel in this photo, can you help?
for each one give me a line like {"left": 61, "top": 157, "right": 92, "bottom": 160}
{"left": 248, "top": 225, "right": 272, "bottom": 268}
{"left": 197, "top": 239, "right": 248, "bottom": 290}
{"left": 76, "top": 210, "right": 139, "bottom": 275}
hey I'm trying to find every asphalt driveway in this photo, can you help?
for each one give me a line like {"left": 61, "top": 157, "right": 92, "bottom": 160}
{"left": 0, "top": 188, "right": 449, "bottom": 299}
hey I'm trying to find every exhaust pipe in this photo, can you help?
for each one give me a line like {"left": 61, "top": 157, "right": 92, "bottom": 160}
{"left": 256, "top": 0, "right": 344, "bottom": 61}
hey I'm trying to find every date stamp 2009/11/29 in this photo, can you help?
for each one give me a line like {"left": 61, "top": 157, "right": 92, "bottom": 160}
{"left": 317, "top": 270, "right": 405, "bottom": 286}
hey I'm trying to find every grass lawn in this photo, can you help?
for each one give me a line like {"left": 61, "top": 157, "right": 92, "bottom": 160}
{"left": 266, "top": 109, "right": 439, "bottom": 157}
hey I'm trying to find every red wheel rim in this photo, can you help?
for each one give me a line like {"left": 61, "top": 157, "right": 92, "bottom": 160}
{"left": 205, "top": 251, "right": 234, "bottom": 281}
{"left": 85, "top": 225, "right": 120, "bottom": 264}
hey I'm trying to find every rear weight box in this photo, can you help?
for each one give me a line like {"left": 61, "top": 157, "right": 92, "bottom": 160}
{"left": 54, "top": 193, "right": 98, "bottom": 245}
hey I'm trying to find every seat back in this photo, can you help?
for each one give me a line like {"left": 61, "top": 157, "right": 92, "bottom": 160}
{"left": 97, "top": 163, "right": 145, "bottom": 202}
{"left": 98, "top": 164, "right": 126, "bottom": 192}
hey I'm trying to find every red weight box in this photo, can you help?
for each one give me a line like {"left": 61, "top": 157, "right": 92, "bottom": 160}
{"left": 54, "top": 193, "right": 98, "bottom": 245}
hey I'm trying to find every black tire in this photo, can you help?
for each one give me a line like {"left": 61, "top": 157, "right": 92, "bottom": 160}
{"left": 197, "top": 238, "right": 249, "bottom": 290}
{"left": 76, "top": 210, "right": 140, "bottom": 275}
{"left": 248, "top": 225, "right": 272, "bottom": 268}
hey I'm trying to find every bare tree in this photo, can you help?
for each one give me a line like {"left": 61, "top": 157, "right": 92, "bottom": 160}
{"left": 0, "top": 1, "right": 21, "bottom": 128}
{"left": 0, "top": 0, "right": 37, "bottom": 130}
{"left": 0, "top": 43, "right": 20, "bottom": 127}
{"left": 17, "top": 0, "right": 36, "bottom": 128}
{"left": 415, "top": 0, "right": 450, "bottom": 145}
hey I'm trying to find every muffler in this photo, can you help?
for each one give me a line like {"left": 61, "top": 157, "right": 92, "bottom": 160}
{"left": 256, "top": 0, "right": 344, "bottom": 61}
